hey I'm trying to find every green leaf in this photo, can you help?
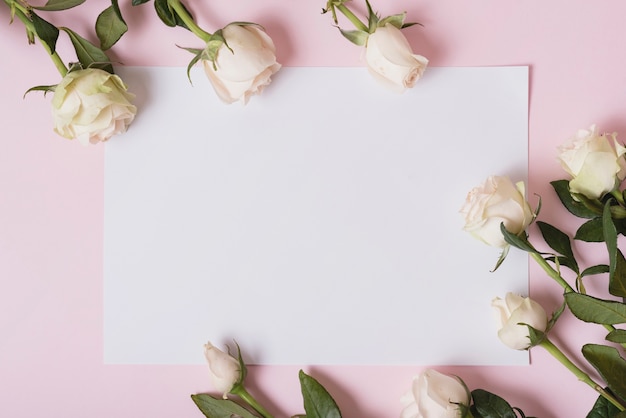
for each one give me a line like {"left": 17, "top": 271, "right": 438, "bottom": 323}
{"left": 299, "top": 370, "right": 342, "bottom": 418}
{"left": 582, "top": 265, "right": 610, "bottom": 278}
{"left": 551, "top": 180, "right": 599, "bottom": 219}
{"left": 30, "top": 12, "right": 59, "bottom": 54}
{"left": 565, "top": 293, "right": 626, "bottom": 325}
{"left": 132, "top": 0, "right": 151, "bottom": 5}
{"left": 537, "top": 219, "right": 576, "bottom": 257}
{"left": 338, "top": 28, "right": 369, "bottom": 46}
{"left": 470, "top": 389, "right": 518, "bottom": 418}
{"left": 31, "top": 0, "right": 86, "bottom": 11}
{"left": 610, "top": 250, "right": 626, "bottom": 298}
{"left": 154, "top": 0, "right": 191, "bottom": 29}
{"left": 191, "top": 394, "right": 259, "bottom": 418}
{"left": 96, "top": 3, "right": 128, "bottom": 50}
{"left": 545, "top": 255, "right": 579, "bottom": 274}
{"left": 576, "top": 218, "right": 605, "bottom": 242}
{"left": 60, "top": 27, "right": 113, "bottom": 74}
{"left": 582, "top": 344, "right": 626, "bottom": 404}
{"left": 586, "top": 392, "right": 624, "bottom": 418}
{"left": 500, "top": 223, "right": 538, "bottom": 254}
{"left": 606, "top": 329, "right": 626, "bottom": 344}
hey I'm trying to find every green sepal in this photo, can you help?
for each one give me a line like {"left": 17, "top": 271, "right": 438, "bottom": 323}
{"left": 60, "top": 27, "right": 114, "bottom": 74}
{"left": 586, "top": 391, "right": 625, "bottom": 418}
{"left": 606, "top": 329, "right": 626, "bottom": 344}
{"left": 31, "top": 0, "right": 86, "bottom": 11}
{"left": 191, "top": 394, "right": 259, "bottom": 418}
{"left": 338, "top": 28, "right": 369, "bottom": 46}
{"left": 520, "top": 323, "right": 547, "bottom": 347}
{"left": 470, "top": 389, "right": 519, "bottom": 418}
{"left": 364, "top": 0, "right": 379, "bottom": 32}
{"left": 551, "top": 180, "right": 599, "bottom": 219}
{"left": 379, "top": 13, "right": 407, "bottom": 29}
{"left": 23, "top": 84, "right": 57, "bottom": 98}
{"left": 582, "top": 344, "right": 626, "bottom": 404}
{"left": 232, "top": 341, "right": 247, "bottom": 385}
{"left": 575, "top": 218, "right": 604, "bottom": 242}
{"left": 96, "top": 1, "right": 128, "bottom": 50}
{"left": 490, "top": 245, "right": 510, "bottom": 272}
{"left": 30, "top": 12, "right": 59, "bottom": 54}
{"left": 177, "top": 46, "right": 203, "bottom": 83}
{"left": 299, "top": 370, "right": 342, "bottom": 418}
{"left": 565, "top": 292, "right": 626, "bottom": 325}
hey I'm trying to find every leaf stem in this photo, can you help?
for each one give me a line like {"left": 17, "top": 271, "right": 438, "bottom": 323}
{"left": 336, "top": 3, "right": 368, "bottom": 32}
{"left": 5, "top": 0, "right": 68, "bottom": 76}
{"left": 231, "top": 385, "right": 274, "bottom": 418}
{"left": 166, "top": 0, "right": 211, "bottom": 42}
{"left": 539, "top": 338, "right": 626, "bottom": 411}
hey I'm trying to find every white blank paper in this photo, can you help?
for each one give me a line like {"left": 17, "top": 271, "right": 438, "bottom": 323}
{"left": 104, "top": 66, "right": 529, "bottom": 365}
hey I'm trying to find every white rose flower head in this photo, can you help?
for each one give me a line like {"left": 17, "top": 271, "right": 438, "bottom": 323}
{"left": 492, "top": 292, "right": 548, "bottom": 350}
{"left": 400, "top": 369, "right": 469, "bottom": 418}
{"left": 51, "top": 68, "right": 136, "bottom": 145}
{"left": 364, "top": 24, "right": 428, "bottom": 93}
{"left": 460, "top": 175, "right": 534, "bottom": 248}
{"left": 202, "top": 23, "right": 281, "bottom": 105}
{"left": 557, "top": 124, "right": 626, "bottom": 200}
{"left": 204, "top": 342, "right": 242, "bottom": 399}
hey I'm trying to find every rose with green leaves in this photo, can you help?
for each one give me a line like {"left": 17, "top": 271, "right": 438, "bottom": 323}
{"left": 492, "top": 292, "right": 548, "bottom": 350}
{"left": 202, "top": 23, "right": 281, "bottom": 104}
{"left": 203, "top": 342, "right": 242, "bottom": 399}
{"left": 460, "top": 175, "right": 534, "bottom": 248}
{"left": 557, "top": 124, "right": 626, "bottom": 200}
{"left": 51, "top": 68, "right": 136, "bottom": 145}
{"left": 400, "top": 369, "right": 470, "bottom": 418}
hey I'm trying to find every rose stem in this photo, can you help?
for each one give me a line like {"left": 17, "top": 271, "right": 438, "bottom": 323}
{"left": 336, "top": 4, "right": 369, "bottom": 32}
{"left": 539, "top": 338, "right": 625, "bottom": 411}
{"left": 5, "top": 0, "right": 68, "bottom": 76}
{"left": 231, "top": 385, "right": 274, "bottom": 418}
{"left": 166, "top": 0, "right": 211, "bottom": 42}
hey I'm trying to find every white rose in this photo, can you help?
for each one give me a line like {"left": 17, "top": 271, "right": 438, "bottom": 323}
{"left": 204, "top": 342, "right": 241, "bottom": 399}
{"left": 203, "top": 23, "right": 281, "bottom": 104}
{"left": 557, "top": 124, "right": 626, "bottom": 199}
{"left": 400, "top": 369, "right": 469, "bottom": 418}
{"left": 492, "top": 292, "right": 548, "bottom": 350}
{"left": 460, "top": 176, "right": 534, "bottom": 248}
{"left": 51, "top": 68, "right": 136, "bottom": 145}
{"left": 364, "top": 24, "right": 428, "bottom": 93}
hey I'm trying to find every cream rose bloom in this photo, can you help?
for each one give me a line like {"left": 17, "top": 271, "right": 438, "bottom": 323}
{"left": 557, "top": 124, "right": 626, "bottom": 199}
{"left": 400, "top": 369, "right": 469, "bottom": 418}
{"left": 51, "top": 68, "right": 136, "bottom": 145}
{"left": 364, "top": 24, "right": 428, "bottom": 93}
{"left": 460, "top": 175, "right": 534, "bottom": 248}
{"left": 492, "top": 292, "right": 548, "bottom": 350}
{"left": 204, "top": 342, "right": 241, "bottom": 399}
{"left": 203, "top": 23, "right": 281, "bottom": 104}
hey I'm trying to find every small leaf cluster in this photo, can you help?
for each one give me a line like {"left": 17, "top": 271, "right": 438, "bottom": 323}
{"left": 192, "top": 346, "right": 342, "bottom": 418}
{"left": 322, "top": 0, "right": 419, "bottom": 46}
{"left": 131, "top": 0, "right": 192, "bottom": 31}
{"left": 5, "top": 0, "right": 127, "bottom": 93}
{"left": 499, "top": 179, "right": 626, "bottom": 415}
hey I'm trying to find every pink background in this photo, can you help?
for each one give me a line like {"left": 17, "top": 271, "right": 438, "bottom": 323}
{"left": 2, "top": 1, "right": 626, "bottom": 417}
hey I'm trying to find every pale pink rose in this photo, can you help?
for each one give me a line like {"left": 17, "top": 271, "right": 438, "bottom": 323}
{"left": 492, "top": 292, "right": 548, "bottom": 350}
